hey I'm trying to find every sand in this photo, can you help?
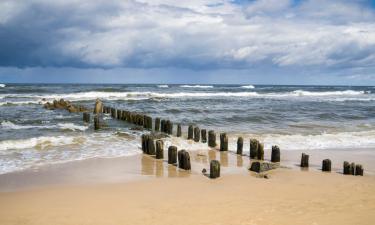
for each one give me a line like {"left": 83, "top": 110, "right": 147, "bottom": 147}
{"left": 1, "top": 149, "right": 375, "bottom": 225}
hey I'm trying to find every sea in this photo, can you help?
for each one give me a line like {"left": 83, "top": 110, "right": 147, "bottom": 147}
{"left": 1, "top": 83, "right": 375, "bottom": 174}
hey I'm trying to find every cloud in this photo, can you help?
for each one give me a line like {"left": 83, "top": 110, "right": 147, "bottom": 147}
{"left": 0, "top": 0, "right": 374, "bottom": 71}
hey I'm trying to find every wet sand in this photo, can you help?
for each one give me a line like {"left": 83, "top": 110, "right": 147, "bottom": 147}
{"left": 1, "top": 148, "right": 375, "bottom": 225}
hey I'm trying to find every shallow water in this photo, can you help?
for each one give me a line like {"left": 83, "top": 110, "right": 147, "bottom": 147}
{"left": 1, "top": 83, "right": 375, "bottom": 174}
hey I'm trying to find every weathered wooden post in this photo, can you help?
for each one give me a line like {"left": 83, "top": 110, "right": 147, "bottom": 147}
{"left": 343, "top": 161, "right": 350, "bottom": 174}
{"left": 208, "top": 130, "right": 216, "bottom": 147}
{"left": 300, "top": 153, "right": 309, "bottom": 167}
{"left": 220, "top": 133, "right": 228, "bottom": 151}
{"left": 210, "top": 160, "right": 220, "bottom": 179}
{"left": 147, "top": 137, "right": 156, "bottom": 155}
{"left": 177, "top": 124, "right": 182, "bottom": 137}
{"left": 250, "top": 139, "right": 258, "bottom": 159}
{"left": 161, "top": 120, "right": 165, "bottom": 133}
{"left": 271, "top": 145, "right": 280, "bottom": 162}
{"left": 201, "top": 129, "right": 207, "bottom": 143}
{"left": 155, "top": 118, "right": 160, "bottom": 131}
{"left": 237, "top": 137, "right": 243, "bottom": 155}
{"left": 94, "top": 115, "right": 100, "bottom": 130}
{"left": 156, "top": 140, "right": 164, "bottom": 159}
{"left": 350, "top": 162, "right": 356, "bottom": 175}
{"left": 166, "top": 120, "right": 173, "bottom": 135}
{"left": 94, "top": 99, "right": 103, "bottom": 114}
{"left": 322, "top": 159, "right": 331, "bottom": 172}
{"left": 141, "top": 134, "right": 147, "bottom": 153}
{"left": 257, "top": 143, "right": 264, "bottom": 160}
{"left": 188, "top": 125, "right": 194, "bottom": 140}
{"left": 83, "top": 112, "right": 90, "bottom": 123}
{"left": 168, "top": 146, "right": 177, "bottom": 164}
{"left": 355, "top": 164, "right": 364, "bottom": 176}
{"left": 194, "top": 127, "right": 200, "bottom": 142}
{"left": 178, "top": 150, "right": 191, "bottom": 170}
{"left": 117, "top": 110, "right": 122, "bottom": 120}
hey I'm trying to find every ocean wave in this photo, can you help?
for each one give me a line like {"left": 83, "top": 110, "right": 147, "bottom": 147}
{"left": 1, "top": 121, "right": 87, "bottom": 131}
{"left": 0, "top": 84, "right": 5, "bottom": 88}
{"left": 240, "top": 85, "right": 255, "bottom": 89}
{"left": 180, "top": 85, "right": 214, "bottom": 88}
{"left": 291, "top": 90, "right": 364, "bottom": 96}
{"left": 262, "top": 130, "right": 375, "bottom": 150}
{"left": 0, "top": 100, "right": 41, "bottom": 106}
{"left": 157, "top": 85, "right": 169, "bottom": 88}
{"left": 0, "top": 136, "right": 79, "bottom": 151}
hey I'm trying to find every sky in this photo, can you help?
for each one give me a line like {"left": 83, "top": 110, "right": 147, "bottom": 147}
{"left": 0, "top": 0, "right": 375, "bottom": 85}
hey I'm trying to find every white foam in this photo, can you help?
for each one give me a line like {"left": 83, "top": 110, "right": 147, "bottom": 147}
{"left": 180, "top": 85, "right": 214, "bottom": 88}
{"left": 0, "top": 100, "right": 41, "bottom": 106}
{"left": 0, "top": 84, "right": 5, "bottom": 88}
{"left": 240, "top": 85, "right": 255, "bottom": 89}
{"left": 0, "top": 136, "right": 78, "bottom": 151}
{"left": 292, "top": 90, "right": 364, "bottom": 96}
{"left": 157, "top": 85, "right": 169, "bottom": 88}
{"left": 1, "top": 121, "right": 87, "bottom": 131}
{"left": 258, "top": 130, "right": 375, "bottom": 151}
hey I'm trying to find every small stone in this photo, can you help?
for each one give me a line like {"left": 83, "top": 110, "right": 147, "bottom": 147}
{"left": 202, "top": 168, "right": 207, "bottom": 174}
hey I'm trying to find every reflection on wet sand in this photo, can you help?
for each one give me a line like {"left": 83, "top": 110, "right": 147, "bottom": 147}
{"left": 141, "top": 155, "right": 155, "bottom": 175}
{"left": 155, "top": 160, "right": 164, "bottom": 177}
{"left": 141, "top": 154, "right": 190, "bottom": 178}
{"left": 220, "top": 152, "right": 228, "bottom": 167}
{"left": 208, "top": 150, "right": 216, "bottom": 162}
{"left": 237, "top": 155, "right": 243, "bottom": 167}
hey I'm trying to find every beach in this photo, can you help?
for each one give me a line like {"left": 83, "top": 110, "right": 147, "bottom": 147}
{"left": 1, "top": 149, "right": 375, "bottom": 225}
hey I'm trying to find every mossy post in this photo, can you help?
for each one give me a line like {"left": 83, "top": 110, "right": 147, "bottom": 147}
{"left": 155, "top": 118, "right": 160, "bottom": 131}
{"left": 208, "top": 130, "right": 216, "bottom": 148}
{"left": 160, "top": 120, "right": 165, "bottom": 133}
{"left": 271, "top": 145, "right": 280, "bottom": 162}
{"left": 210, "top": 160, "right": 220, "bottom": 179}
{"left": 194, "top": 127, "right": 200, "bottom": 142}
{"left": 155, "top": 140, "right": 164, "bottom": 159}
{"left": 168, "top": 146, "right": 177, "bottom": 164}
{"left": 257, "top": 143, "right": 264, "bottom": 160}
{"left": 300, "top": 153, "right": 309, "bottom": 168}
{"left": 188, "top": 125, "right": 194, "bottom": 140}
{"left": 355, "top": 164, "right": 364, "bottom": 176}
{"left": 322, "top": 159, "right": 331, "bottom": 172}
{"left": 350, "top": 162, "right": 356, "bottom": 175}
{"left": 237, "top": 137, "right": 243, "bottom": 155}
{"left": 250, "top": 139, "right": 258, "bottom": 159}
{"left": 94, "top": 115, "right": 100, "bottom": 130}
{"left": 166, "top": 120, "right": 173, "bottom": 135}
{"left": 83, "top": 112, "right": 90, "bottom": 123}
{"left": 343, "top": 161, "right": 350, "bottom": 174}
{"left": 201, "top": 129, "right": 207, "bottom": 143}
{"left": 147, "top": 137, "right": 156, "bottom": 155}
{"left": 177, "top": 124, "right": 182, "bottom": 137}
{"left": 220, "top": 133, "right": 228, "bottom": 151}
{"left": 178, "top": 150, "right": 191, "bottom": 170}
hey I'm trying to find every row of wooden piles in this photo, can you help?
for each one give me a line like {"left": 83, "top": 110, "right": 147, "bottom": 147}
{"left": 84, "top": 100, "right": 364, "bottom": 177}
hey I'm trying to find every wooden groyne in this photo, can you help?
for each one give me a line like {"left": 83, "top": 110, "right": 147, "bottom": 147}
{"left": 43, "top": 98, "right": 366, "bottom": 178}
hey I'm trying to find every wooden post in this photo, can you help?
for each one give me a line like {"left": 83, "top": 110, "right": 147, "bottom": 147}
{"left": 166, "top": 120, "right": 173, "bottom": 135}
{"left": 210, "top": 160, "right": 220, "bottom": 179}
{"left": 322, "top": 159, "right": 331, "bottom": 172}
{"left": 141, "top": 134, "right": 147, "bottom": 153}
{"left": 156, "top": 140, "right": 164, "bottom": 159}
{"left": 94, "top": 99, "right": 103, "bottom": 114}
{"left": 94, "top": 115, "right": 100, "bottom": 130}
{"left": 300, "top": 153, "right": 309, "bottom": 167}
{"left": 147, "top": 137, "right": 156, "bottom": 155}
{"left": 168, "top": 146, "right": 177, "bottom": 164}
{"left": 350, "top": 162, "right": 356, "bottom": 175}
{"left": 271, "top": 145, "right": 280, "bottom": 162}
{"left": 220, "top": 133, "right": 228, "bottom": 151}
{"left": 201, "top": 129, "right": 207, "bottom": 143}
{"left": 117, "top": 110, "right": 122, "bottom": 120}
{"left": 178, "top": 150, "right": 191, "bottom": 170}
{"left": 83, "top": 112, "right": 90, "bottom": 123}
{"left": 155, "top": 118, "right": 160, "bottom": 131}
{"left": 161, "top": 120, "right": 165, "bottom": 133}
{"left": 237, "top": 137, "right": 243, "bottom": 155}
{"left": 355, "top": 164, "right": 364, "bottom": 176}
{"left": 257, "top": 143, "right": 264, "bottom": 160}
{"left": 343, "top": 161, "right": 350, "bottom": 174}
{"left": 208, "top": 130, "right": 216, "bottom": 147}
{"left": 188, "top": 125, "right": 194, "bottom": 140}
{"left": 194, "top": 127, "right": 200, "bottom": 142}
{"left": 250, "top": 139, "right": 258, "bottom": 159}
{"left": 177, "top": 124, "right": 182, "bottom": 137}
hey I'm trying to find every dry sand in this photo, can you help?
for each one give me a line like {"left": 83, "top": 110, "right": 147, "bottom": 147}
{"left": 1, "top": 149, "right": 375, "bottom": 225}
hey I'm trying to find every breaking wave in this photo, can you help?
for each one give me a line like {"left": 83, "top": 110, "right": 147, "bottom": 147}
{"left": 240, "top": 85, "right": 255, "bottom": 89}
{"left": 180, "top": 85, "right": 214, "bottom": 88}
{"left": 0, "top": 84, "right": 5, "bottom": 88}
{"left": 0, "top": 121, "right": 87, "bottom": 131}
{"left": 0, "top": 135, "right": 79, "bottom": 151}
{"left": 157, "top": 85, "right": 169, "bottom": 88}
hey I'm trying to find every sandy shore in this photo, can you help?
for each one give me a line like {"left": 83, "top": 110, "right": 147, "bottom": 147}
{"left": 1, "top": 148, "right": 375, "bottom": 225}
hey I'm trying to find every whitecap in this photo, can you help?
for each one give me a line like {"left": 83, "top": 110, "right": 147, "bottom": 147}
{"left": 240, "top": 85, "right": 255, "bottom": 89}
{"left": 0, "top": 84, "right": 5, "bottom": 88}
{"left": 0, "top": 136, "right": 78, "bottom": 151}
{"left": 157, "top": 85, "right": 169, "bottom": 88}
{"left": 180, "top": 85, "right": 214, "bottom": 88}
